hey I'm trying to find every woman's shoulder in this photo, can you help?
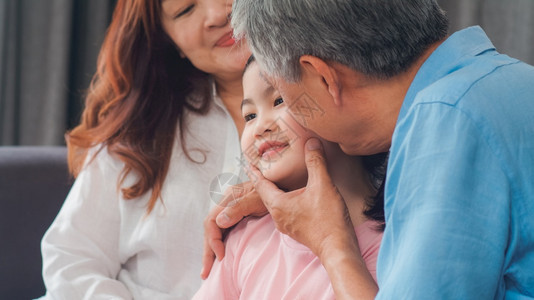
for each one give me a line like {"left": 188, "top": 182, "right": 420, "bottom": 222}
{"left": 79, "top": 145, "right": 125, "bottom": 176}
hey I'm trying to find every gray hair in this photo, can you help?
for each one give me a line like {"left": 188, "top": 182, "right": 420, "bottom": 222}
{"left": 232, "top": 0, "right": 449, "bottom": 82}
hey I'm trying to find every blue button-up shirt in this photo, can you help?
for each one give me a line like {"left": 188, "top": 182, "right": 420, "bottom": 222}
{"left": 377, "top": 26, "right": 534, "bottom": 299}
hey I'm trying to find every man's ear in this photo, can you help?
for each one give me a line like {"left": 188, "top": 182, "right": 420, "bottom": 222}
{"left": 298, "top": 55, "right": 342, "bottom": 106}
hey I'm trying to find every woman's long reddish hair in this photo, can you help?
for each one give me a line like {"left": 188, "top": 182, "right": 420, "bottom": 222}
{"left": 67, "top": 0, "right": 211, "bottom": 214}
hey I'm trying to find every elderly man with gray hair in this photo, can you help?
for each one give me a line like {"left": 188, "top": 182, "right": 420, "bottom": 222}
{"left": 202, "top": 0, "right": 534, "bottom": 299}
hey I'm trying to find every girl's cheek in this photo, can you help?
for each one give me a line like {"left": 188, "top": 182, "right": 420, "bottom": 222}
{"left": 288, "top": 121, "right": 312, "bottom": 141}
{"left": 240, "top": 133, "right": 256, "bottom": 165}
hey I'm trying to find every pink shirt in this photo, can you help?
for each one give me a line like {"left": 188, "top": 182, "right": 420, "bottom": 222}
{"left": 193, "top": 215, "right": 383, "bottom": 300}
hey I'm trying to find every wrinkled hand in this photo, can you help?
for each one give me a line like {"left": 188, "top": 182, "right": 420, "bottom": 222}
{"left": 248, "top": 138, "right": 356, "bottom": 259}
{"left": 201, "top": 180, "right": 267, "bottom": 279}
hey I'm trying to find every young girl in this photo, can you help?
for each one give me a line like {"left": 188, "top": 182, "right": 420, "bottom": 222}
{"left": 193, "top": 57, "right": 384, "bottom": 299}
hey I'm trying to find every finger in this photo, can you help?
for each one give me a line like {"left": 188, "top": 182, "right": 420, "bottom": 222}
{"left": 216, "top": 188, "right": 268, "bottom": 228}
{"left": 205, "top": 214, "right": 225, "bottom": 259}
{"left": 218, "top": 183, "right": 245, "bottom": 208}
{"left": 200, "top": 241, "right": 215, "bottom": 279}
{"left": 215, "top": 181, "right": 248, "bottom": 228}
{"left": 210, "top": 237, "right": 226, "bottom": 261}
{"left": 201, "top": 206, "right": 226, "bottom": 279}
{"left": 243, "top": 163, "right": 259, "bottom": 183}
{"left": 200, "top": 235, "right": 226, "bottom": 279}
{"left": 247, "top": 164, "right": 284, "bottom": 209}
{"left": 304, "top": 138, "right": 334, "bottom": 187}
{"left": 200, "top": 222, "right": 225, "bottom": 278}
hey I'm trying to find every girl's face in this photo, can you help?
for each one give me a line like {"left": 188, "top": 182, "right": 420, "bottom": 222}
{"left": 160, "top": 0, "right": 250, "bottom": 78}
{"left": 241, "top": 63, "right": 319, "bottom": 190}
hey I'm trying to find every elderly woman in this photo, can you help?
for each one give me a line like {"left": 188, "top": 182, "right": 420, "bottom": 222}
{"left": 40, "top": 0, "right": 250, "bottom": 299}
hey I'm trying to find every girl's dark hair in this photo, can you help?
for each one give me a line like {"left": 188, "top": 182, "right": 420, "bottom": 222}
{"left": 243, "top": 54, "right": 256, "bottom": 74}
{"left": 362, "top": 152, "right": 388, "bottom": 231}
{"left": 66, "top": 0, "right": 211, "bottom": 214}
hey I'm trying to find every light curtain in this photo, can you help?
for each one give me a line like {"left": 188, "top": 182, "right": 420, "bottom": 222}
{"left": 439, "top": 0, "right": 534, "bottom": 65}
{"left": 0, "top": 0, "right": 114, "bottom": 145}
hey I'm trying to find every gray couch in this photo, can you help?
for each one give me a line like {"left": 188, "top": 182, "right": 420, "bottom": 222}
{"left": 0, "top": 146, "right": 72, "bottom": 299}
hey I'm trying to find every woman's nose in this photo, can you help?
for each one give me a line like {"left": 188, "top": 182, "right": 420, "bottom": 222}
{"left": 204, "top": 1, "right": 231, "bottom": 29}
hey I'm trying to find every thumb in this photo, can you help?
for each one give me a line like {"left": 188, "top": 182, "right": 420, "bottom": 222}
{"left": 304, "top": 138, "right": 333, "bottom": 187}
{"left": 246, "top": 164, "right": 284, "bottom": 210}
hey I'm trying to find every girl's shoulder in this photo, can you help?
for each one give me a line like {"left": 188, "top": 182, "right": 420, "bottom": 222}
{"left": 225, "top": 215, "right": 276, "bottom": 252}
{"left": 354, "top": 220, "right": 383, "bottom": 258}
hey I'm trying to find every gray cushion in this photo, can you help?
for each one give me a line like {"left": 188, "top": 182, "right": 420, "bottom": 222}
{"left": 0, "top": 146, "right": 72, "bottom": 299}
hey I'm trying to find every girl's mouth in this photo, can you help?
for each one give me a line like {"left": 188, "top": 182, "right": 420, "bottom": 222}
{"left": 258, "top": 141, "right": 289, "bottom": 160}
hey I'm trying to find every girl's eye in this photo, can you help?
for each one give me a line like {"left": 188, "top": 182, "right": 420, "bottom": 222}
{"left": 274, "top": 97, "right": 284, "bottom": 106}
{"left": 174, "top": 4, "right": 194, "bottom": 19}
{"left": 244, "top": 113, "right": 257, "bottom": 122}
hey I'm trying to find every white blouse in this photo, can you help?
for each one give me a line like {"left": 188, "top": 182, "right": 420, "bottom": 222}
{"left": 40, "top": 92, "right": 242, "bottom": 299}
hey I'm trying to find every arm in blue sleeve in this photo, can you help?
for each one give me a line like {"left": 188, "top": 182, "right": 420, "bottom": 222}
{"left": 377, "top": 103, "right": 510, "bottom": 299}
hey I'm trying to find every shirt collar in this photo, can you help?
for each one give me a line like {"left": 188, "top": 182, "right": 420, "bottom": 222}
{"left": 209, "top": 77, "right": 226, "bottom": 109}
{"left": 400, "top": 26, "right": 496, "bottom": 117}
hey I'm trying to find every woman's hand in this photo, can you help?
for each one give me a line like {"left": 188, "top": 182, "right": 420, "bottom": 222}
{"left": 200, "top": 180, "right": 267, "bottom": 279}
{"left": 249, "top": 138, "right": 378, "bottom": 299}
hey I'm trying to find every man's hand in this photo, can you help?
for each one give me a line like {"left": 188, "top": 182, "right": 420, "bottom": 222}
{"left": 201, "top": 180, "right": 267, "bottom": 279}
{"left": 249, "top": 138, "right": 377, "bottom": 299}
{"left": 248, "top": 137, "right": 355, "bottom": 258}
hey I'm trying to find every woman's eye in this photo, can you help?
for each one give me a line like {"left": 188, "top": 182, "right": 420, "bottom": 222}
{"left": 274, "top": 97, "right": 284, "bottom": 106}
{"left": 244, "top": 113, "right": 257, "bottom": 122}
{"left": 174, "top": 5, "right": 194, "bottom": 19}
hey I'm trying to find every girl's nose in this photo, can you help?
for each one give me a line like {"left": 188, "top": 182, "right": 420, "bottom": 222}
{"left": 254, "top": 114, "right": 278, "bottom": 137}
